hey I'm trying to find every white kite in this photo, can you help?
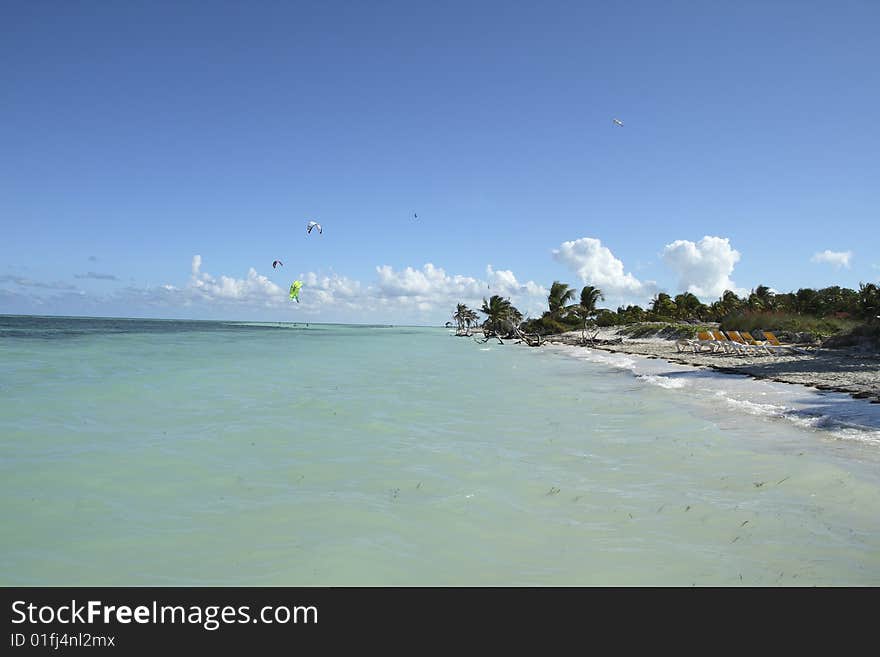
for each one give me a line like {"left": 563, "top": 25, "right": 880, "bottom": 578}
{"left": 307, "top": 221, "right": 322, "bottom": 235}
{"left": 612, "top": 118, "right": 624, "bottom": 127}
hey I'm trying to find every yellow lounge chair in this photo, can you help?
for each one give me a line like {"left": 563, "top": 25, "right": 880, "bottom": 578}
{"left": 710, "top": 330, "right": 742, "bottom": 354}
{"left": 724, "top": 330, "right": 766, "bottom": 355}
{"left": 696, "top": 330, "right": 723, "bottom": 352}
{"left": 740, "top": 331, "right": 766, "bottom": 345}
{"left": 760, "top": 331, "right": 808, "bottom": 354}
{"left": 676, "top": 330, "right": 719, "bottom": 353}
{"left": 735, "top": 331, "right": 772, "bottom": 355}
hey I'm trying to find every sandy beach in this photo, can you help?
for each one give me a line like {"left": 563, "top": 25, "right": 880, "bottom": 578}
{"left": 539, "top": 328, "right": 880, "bottom": 403}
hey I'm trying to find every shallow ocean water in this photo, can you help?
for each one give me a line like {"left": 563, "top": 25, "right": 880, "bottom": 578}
{"left": 1, "top": 315, "right": 879, "bottom": 585}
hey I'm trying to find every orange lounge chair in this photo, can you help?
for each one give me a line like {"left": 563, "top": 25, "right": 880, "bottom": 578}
{"left": 708, "top": 330, "right": 742, "bottom": 354}
{"left": 696, "top": 330, "right": 723, "bottom": 352}
{"left": 676, "top": 330, "right": 720, "bottom": 353}
{"left": 759, "top": 331, "right": 808, "bottom": 354}
{"left": 739, "top": 331, "right": 773, "bottom": 355}
{"left": 724, "top": 331, "right": 769, "bottom": 355}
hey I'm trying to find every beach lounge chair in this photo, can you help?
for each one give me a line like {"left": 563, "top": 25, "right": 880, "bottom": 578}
{"left": 675, "top": 337, "right": 693, "bottom": 352}
{"left": 675, "top": 330, "right": 718, "bottom": 353}
{"left": 740, "top": 331, "right": 767, "bottom": 346}
{"left": 710, "top": 330, "right": 743, "bottom": 354}
{"left": 722, "top": 330, "right": 757, "bottom": 355}
{"left": 695, "top": 330, "right": 722, "bottom": 352}
{"left": 759, "top": 331, "right": 809, "bottom": 354}
{"left": 733, "top": 331, "right": 772, "bottom": 355}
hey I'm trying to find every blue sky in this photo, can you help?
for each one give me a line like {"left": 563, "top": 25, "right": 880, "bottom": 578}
{"left": 2, "top": 0, "right": 878, "bottom": 323}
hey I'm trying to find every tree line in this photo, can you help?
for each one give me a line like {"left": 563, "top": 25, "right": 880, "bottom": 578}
{"left": 452, "top": 282, "right": 880, "bottom": 338}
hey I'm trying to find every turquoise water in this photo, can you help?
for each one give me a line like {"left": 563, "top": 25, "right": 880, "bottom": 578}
{"left": 2, "top": 315, "right": 879, "bottom": 586}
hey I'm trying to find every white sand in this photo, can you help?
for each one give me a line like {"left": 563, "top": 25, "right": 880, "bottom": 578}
{"left": 539, "top": 328, "right": 880, "bottom": 403}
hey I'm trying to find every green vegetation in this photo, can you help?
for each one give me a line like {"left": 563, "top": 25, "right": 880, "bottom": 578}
{"left": 480, "top": 295, "right": 523, "bottom": 338}
{"left": 823, "top": 322, "right": 880, "bottom": 348}
{"left": 618, "top": 323, "right": 706, "bottom": 339}
{"left": 452, "top": 303, "right": 479, "bottom": 333}
{"left": 453, "top": 282, "right": 879, "bottom": 342}
{"left": 719, "top": 311, "right": 859, "bottom": 338}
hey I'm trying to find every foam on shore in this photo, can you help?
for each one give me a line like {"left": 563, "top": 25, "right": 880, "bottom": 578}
{"left": 547, "top": 343, "right": 880, "bottom": 446}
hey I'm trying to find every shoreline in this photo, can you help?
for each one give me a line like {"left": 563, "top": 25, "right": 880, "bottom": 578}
{"left": 536, "top": 328, "right": 880, "bottom": 404}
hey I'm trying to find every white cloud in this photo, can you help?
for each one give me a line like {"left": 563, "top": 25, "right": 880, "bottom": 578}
{"left": 485, "top": 265, "right": 549, "bottom": 318}
{"left": 0, "top": 256, "right": 541, "bottom": 323}
{"left": 301, "top": 272, "right": 364, "bottom": 310}
{"left": 372, "top": 263, "right": 547, "bottom": 318}
{"left": 105, "top": 258, "right": 548, "bottom": 322}
{"left": 189, "top": 255, "right": 286, "bottom": 305}
{"left": 375, "top": 263, "right": 483, "bottom": 299}
{"left": 552, "top": 237, "right": 654, "bottom": 303}
{"left": 486, "top": 265, "right": 548, "bottom": 298}
{"left": 811, "top": 250, "right": 852, "bottom": 269}
{"left": 662, "top": 236, "right": 743, "bottom": 300}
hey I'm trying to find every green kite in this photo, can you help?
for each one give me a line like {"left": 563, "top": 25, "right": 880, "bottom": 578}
{"left": 289, "top": 280, "right": 303, "bottom": 303}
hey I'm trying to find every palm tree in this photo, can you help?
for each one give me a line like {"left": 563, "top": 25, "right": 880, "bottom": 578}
{"left": 673, "top": 292, "right": 703, "bottom": 320}
{"left": 794, "top": 288, "right": 820, "bottom": 315}
{"left": 480, "top": 295, "right": 520, "bottom": 338}
{"left": 753, "top": 284, "right": 775, "bottom": 311}
{"left": 576, "top": 285, "right": 604, "bottom": 342}
{"left": 466, "top": 308, "right": 480, "bottom": 331}
{"left": 715, "top": 289, "right": 743, "bottom": 318}
{"left": 579, "top": 285, "right": 604, "bottom": 314}
{"left": 547, "top": 281, "right": 575, "bottom": 320}
{"left": 859, "top": 283, "right": 879, "bottom": 321}
{"left": 650, "top": 292, "right": 677, "bottom": 318}
{"left": 452, "top": 303, "right": 469, "bottom": 333}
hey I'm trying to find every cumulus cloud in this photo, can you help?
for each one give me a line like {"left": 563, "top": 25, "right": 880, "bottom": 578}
{"left": 552, "top": 238, "right": 653, "bottom": 302}
{"left": 189, "top": 255, "right": 286, "bottom": 305}
{"left": 82, "top": 256, "right": 289, "bottom": 315}
{"left": 74, "top": 272, "right": 119, "bottom": 281}
{"left": 175, "top": 258, "right": 529, "bottom": 318}
{"left": 300, "top": 272, "right": 364, "bottom": 311}
{"left": 371, "top": 262, "right": 547, "bottom": 318}
{"left": 375, "top": 263, "right": 480, "bottom": 299}
{"left": 486, "top": 265, "right": 548, "bottom": 298}
{"left": 662, "top": 236, "right": 743, "bottom": 300}
{"left": 811, "top": 250, "right": 852, "bottom": 269}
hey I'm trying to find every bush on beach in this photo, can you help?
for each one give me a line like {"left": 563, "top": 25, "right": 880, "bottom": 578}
{"left": 719, "top": 311, "right": 859, "bottom": 340}
{"left": 821, "top": 322, "right": 880, "bottom": 349}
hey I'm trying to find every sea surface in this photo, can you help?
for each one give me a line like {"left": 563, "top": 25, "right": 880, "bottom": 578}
{"left": 2, "top": 315, "right": 879, "bottom": 586}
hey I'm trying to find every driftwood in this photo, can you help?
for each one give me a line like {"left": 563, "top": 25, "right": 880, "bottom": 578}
{"left": 578, "top": 329, "right": 623, "bottom": 347}
{"left": 465, "top": 325, "right": 543, "bottom": 347}
{"left": 584, "top": 337, "right": 623, "bottom": 346}
{"left": 513, "top": 327, "right": 544, "bottom": 347}
{"left": 581, "top": 329, "right": 601, "bottom": 346}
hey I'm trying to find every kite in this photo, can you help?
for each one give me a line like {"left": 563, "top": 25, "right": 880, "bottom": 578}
{"left": 307, "top": 221, "right": 322, "bottom": 235}
{"left": 612, "top": 118, "right": 624, "bottom": 127}
{"left": 413, "top": 212, "right": 418, "bottom": 220}
{"left": 272, "top": 260, "right": 283, "bottom": 269}
{"left": 289, "top": 280, "right": 303, "bottom": 303}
